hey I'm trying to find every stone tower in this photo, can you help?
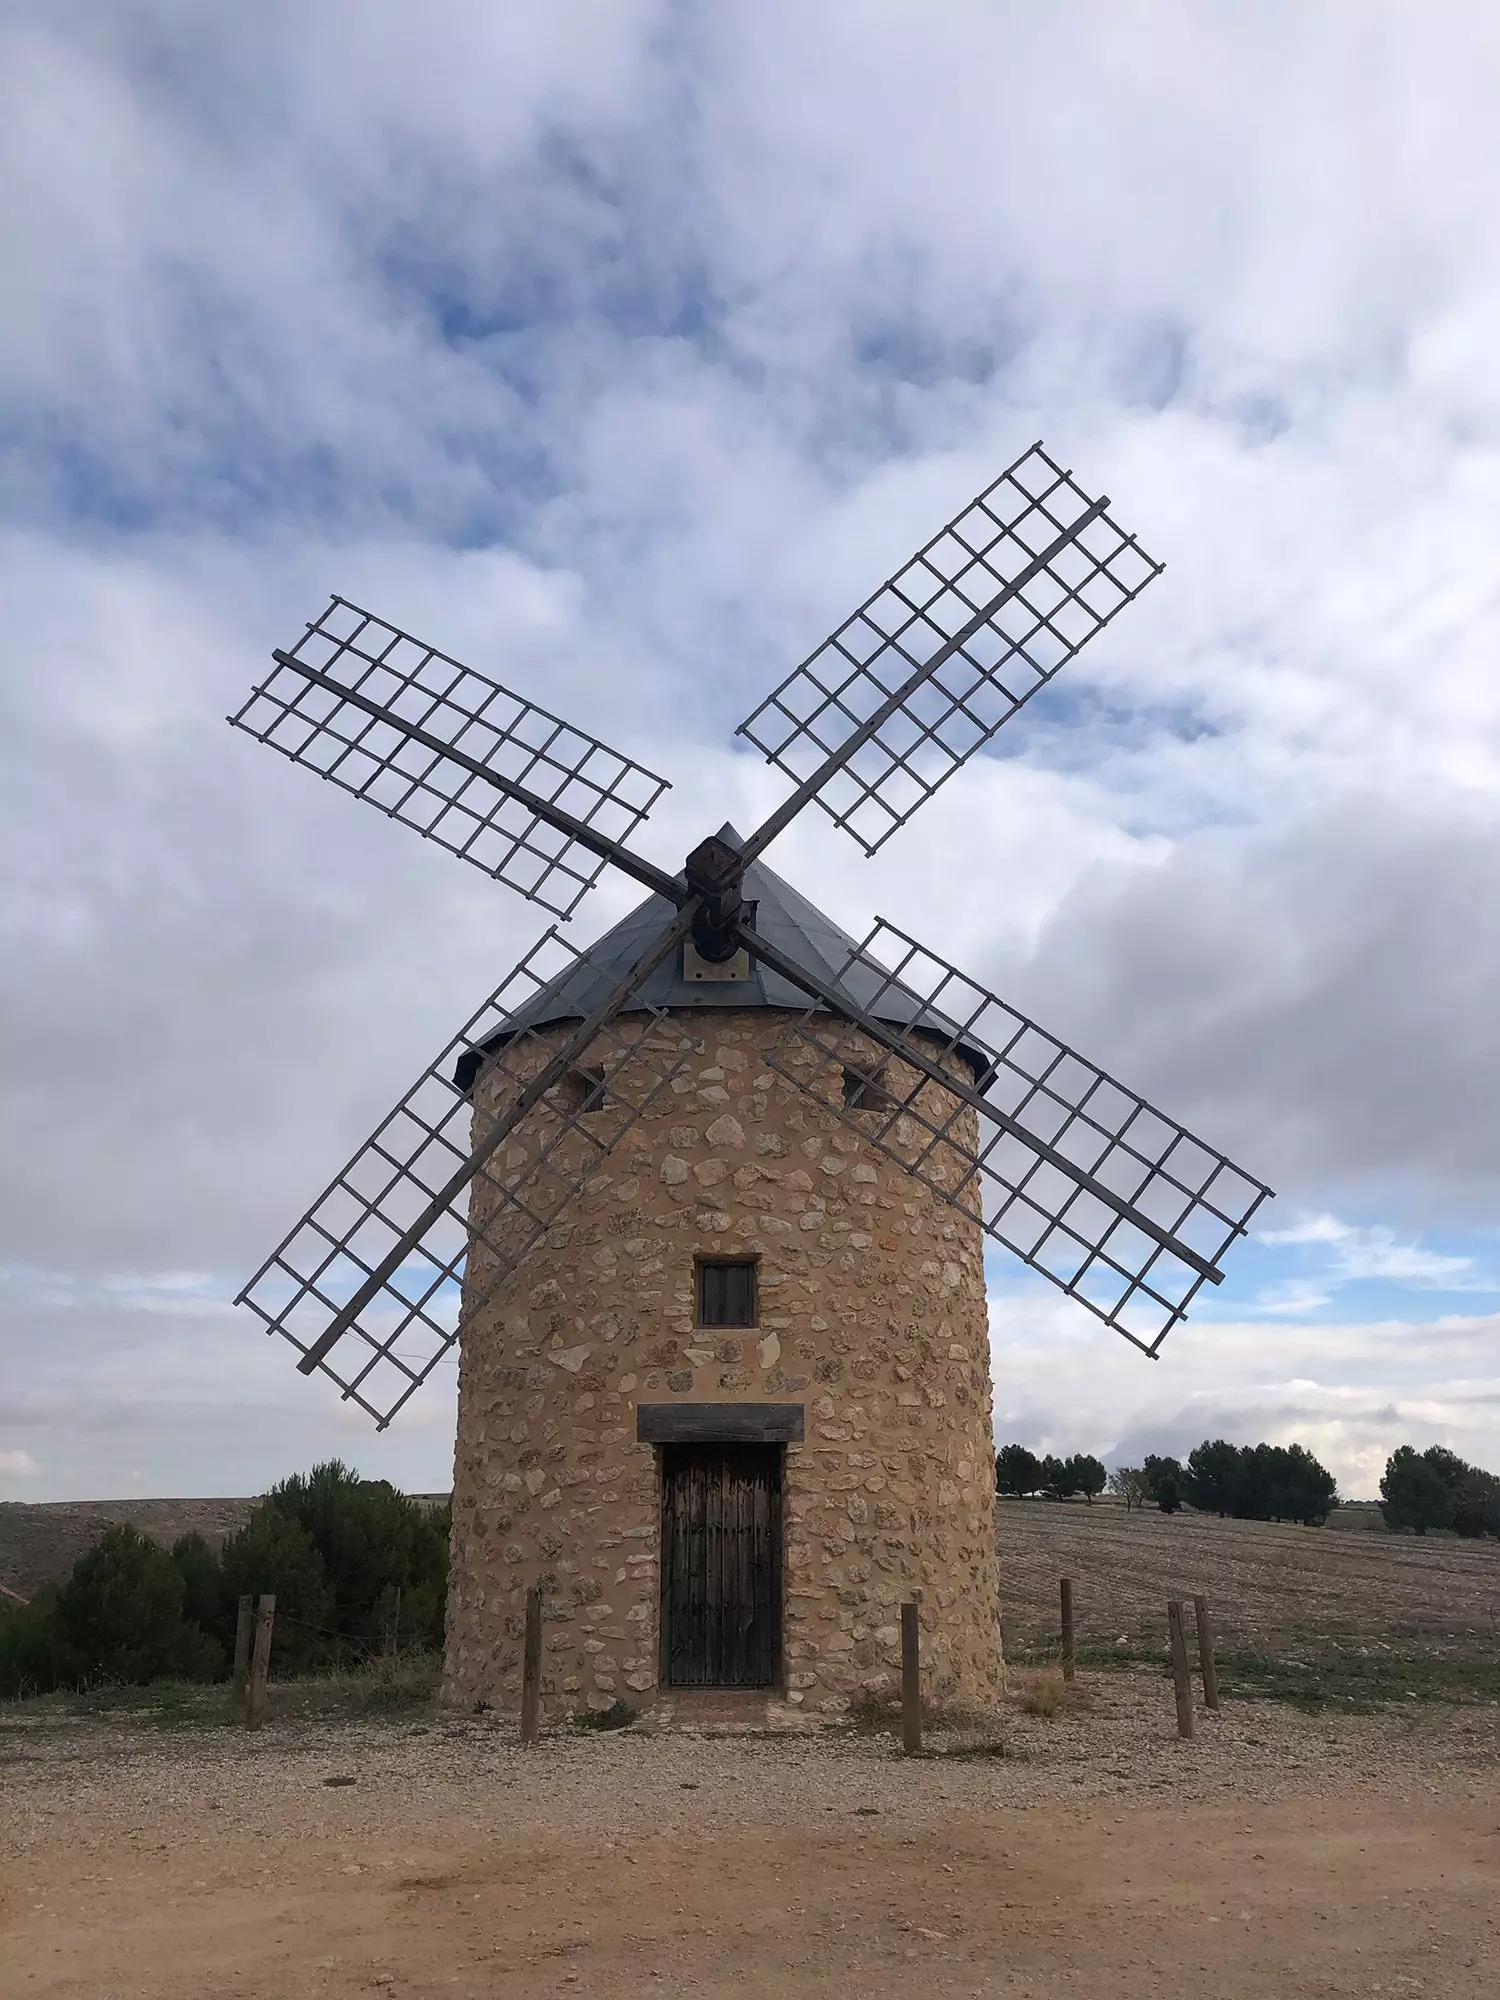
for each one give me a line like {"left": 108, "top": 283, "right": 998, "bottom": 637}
{"left": 442, "top": 836, "right": 1001, "bottom": 1722}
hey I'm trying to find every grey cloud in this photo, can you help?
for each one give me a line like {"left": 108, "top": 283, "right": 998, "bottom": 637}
{"left": 4, "top": 3, "right": 1500, "bottom": 1496}
{"left": 1006, "top": 791, "right": 1500, "bottom": 1221}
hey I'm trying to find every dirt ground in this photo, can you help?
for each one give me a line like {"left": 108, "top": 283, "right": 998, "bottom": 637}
{"left": 5, "top": 1669, "right": 1500, "bottom": 1999}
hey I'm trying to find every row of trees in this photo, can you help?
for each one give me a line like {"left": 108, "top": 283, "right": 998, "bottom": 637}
{"left": 1002, "top": 1438, "right": 1341, "bottom": 1526}
{"left": 995, "top": 1446, "right": 1107, "bottom": 1502}
{"left": 0, "top": 1461, "right": 449, "bottom": 1699}
{"left": 1380, "top": 1446, "right": 1500, "bottom": 1537}
{"left": 1152, "top": 1441, "right": 1340, "bottom": 1525}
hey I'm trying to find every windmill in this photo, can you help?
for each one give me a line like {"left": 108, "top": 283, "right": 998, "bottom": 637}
{"left": 229, "top": 441, "right": 1271, "bottom": 1715}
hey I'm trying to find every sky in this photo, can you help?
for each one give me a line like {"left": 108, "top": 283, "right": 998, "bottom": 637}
{"left": 2, "top": 1, "right": 1499, "bottom": 1503}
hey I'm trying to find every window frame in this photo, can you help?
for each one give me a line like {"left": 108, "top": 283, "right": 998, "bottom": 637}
{"left": 842, "top": 1062, "right": 895, "bottom": 1112}
{"left": 695, "top": 1256, "right": 759, "bottom": 1330}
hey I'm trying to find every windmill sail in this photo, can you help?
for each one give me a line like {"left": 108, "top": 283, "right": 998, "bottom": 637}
{"left": 231, "top": 598, "right": 671, "bottom": 918}
{"left": 757, "top": 917, "right": 1271, "bottom": 1353}
{"left": 236, "top": 926, "right": 692, "bottom": 1427}
{"left": 737, "top": 441, "right": 1160, "bottom": 855}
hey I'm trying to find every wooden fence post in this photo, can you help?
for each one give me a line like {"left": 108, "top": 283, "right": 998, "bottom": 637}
{"left": 1193, "top": 1593, "right": 1220, "bottom": 1711}
{"left": 1167, "top": 1598, "right": 1194, "bottom": 1740}
{"left": 1060, "top": 1577, "right": 1075, "bottom": 1681}
{"left": 900, "top": 1601, "right": 922, "bottom": 1755}
{"left": 231, "top": 1594, "right": 253, "bottom": 1710}
{"left": 246, "top": 1593, "right": 276, "bottom": 1733}
{"left": 520, "top": 1583, "right": 543, "bottom": 1747}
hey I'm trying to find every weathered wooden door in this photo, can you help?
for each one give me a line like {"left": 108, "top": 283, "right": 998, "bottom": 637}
{"left": 660, "top": 1445, "right": 782, "bottom": 1688}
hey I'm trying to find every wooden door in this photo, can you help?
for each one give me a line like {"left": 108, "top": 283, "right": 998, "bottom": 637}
{"left": 660, "top": 1445, "right": 782, "bottom": 1688}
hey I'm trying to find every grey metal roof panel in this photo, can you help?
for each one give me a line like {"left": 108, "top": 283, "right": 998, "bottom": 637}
{"left": 495, "top": 826, "right": 973, "bottom": 1055}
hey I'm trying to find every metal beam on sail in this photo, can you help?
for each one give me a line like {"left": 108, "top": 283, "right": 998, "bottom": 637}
{"left": 231, "top": 598, "right": 677, "bottom": 918}
{"left": 737, "top": 443, "right": 1160, "bottom": 860}
{"left": 740, "top": 918, "right": 1271, "bottom": 1355}
{"left": 236, "top": 905, "right": 697, "bottom": 1426}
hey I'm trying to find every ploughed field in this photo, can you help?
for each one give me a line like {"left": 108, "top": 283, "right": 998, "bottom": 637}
{"left": 998, "top": 1497, "right": 1500, "bottom": 1707}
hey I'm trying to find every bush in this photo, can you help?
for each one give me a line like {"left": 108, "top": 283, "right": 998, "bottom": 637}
{"left": 219, "top": 1502, "right": 337, "bottom": 1671}
{"left": 51, "top": 1526, "right": 223, "bottom": 1689}
{"left": 171, "top": 1531, "right": 225, "bottom": 1637}
{"left": 1, "top": 1461, "right": 454, "bottom": 1704}
{"left": 0, "top": 1586, "right": 70, "bottom": 1699}
{"left": 266, "top": 1460, "right": 449, "bottom": 1653}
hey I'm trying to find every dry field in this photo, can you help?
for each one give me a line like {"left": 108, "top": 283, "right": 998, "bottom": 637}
{"left": 5, "top": 1668, "right": 1500, "bottom": 1999}
{"left": 998, "top": 1498, "right": 1500, "bottom": 1705}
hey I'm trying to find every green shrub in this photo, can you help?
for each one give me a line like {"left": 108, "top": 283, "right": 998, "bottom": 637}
{"left": 51, "top": 1526, "right": 223, "bottom": 1688}
{"left": 0, "top": 1586, "right": 70, "bottom": 1699}
{"left": 219, "top": 1502, "right": 335, "bottom": 1670}
{"left": 266, "top": 1460, "right": 449, "bottom": 1652}
{"left": 171, "top": 1531, "right": 225, "bottom": 1638}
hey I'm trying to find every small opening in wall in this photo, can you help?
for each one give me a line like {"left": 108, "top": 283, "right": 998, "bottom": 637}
{"left": 696, "top": 1258, "right": 757, "bottom": 1329}
{"left": 550, "top": 1064, "right": 607, "bottom": 1117}
{"left": 842, "top": 1063, "right": 895, "bottom": 1112}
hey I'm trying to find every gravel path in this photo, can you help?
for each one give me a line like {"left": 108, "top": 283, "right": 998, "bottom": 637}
{"left": 5, "top": 1671, "right": 1500, "bottom": 1998}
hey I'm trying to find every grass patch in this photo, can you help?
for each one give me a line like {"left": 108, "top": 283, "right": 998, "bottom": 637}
{"left": 842, "top": 1690, "right": 902, "bottom": 1736}
{"left": 1215, "top": 1648, "right": 1500, "bottom": 1714}
{"left": 1011, "top": 1666, "right": 1073, "bottom": 1719}
{"left": 0, "top": 1651, "right": 444, "bottom": 1731}
{"left": 1, "top": 1679, "right": 235, "bottom": 1730}
{"left": 1030, "top": 1637, "right": 1500, "bottom": 1714}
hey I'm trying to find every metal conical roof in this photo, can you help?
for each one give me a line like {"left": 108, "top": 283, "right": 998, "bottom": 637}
{"left": 501, "top": 826, "right": 971, "bottom": 1056}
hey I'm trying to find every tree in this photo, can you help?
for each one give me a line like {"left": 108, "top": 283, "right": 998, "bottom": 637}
{"left": 995, "top": 1444, "right": 1042, "bottom": 1499}
{"left": 1405, "top": 1445, "right": 1500, "bottom": 1539}
{"left": 0, "top": 1586, "right": 69, "bottom": 1699}
{"left": 1275, "top": 1443, "right": 1339, "bottom": 1526}
{"left": 1038, "top": 1453, "right": 1077, "bottom": 1501}
{"left": 1068, "top": 1453, "right": 1107, "bottom": 1504}
{"left": 1451, "top": 1465, "right": 1500, "bottom": 1539}
{"left": 1380, "top": 1446, "right": 1457, "bottom": 1536}
{"left": 52, "top": 1526, "right": 222, "bottom": 1687}
{"left": 171, "top": 1531, "right": 225, "bottom": 1640}
{"left": 1142, "top": 1454, "right": 1185, "bottom": 1513}
{"left": 1186, "top": 1440, "right": 1241, "bottom": 1516}
{"left": 219, "top": 1502, "right": 335, "bottom": 1671}
{"left": 265, "top": 1460, "right": 449, "bottom": 1651}
{"left": 1107, "top": 1466, "right": 1150, "bottom": 1511}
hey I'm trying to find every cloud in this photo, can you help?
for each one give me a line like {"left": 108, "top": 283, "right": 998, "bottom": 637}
{"left": 988, "top": 1284, "right": 1500, "bottom": 1499}
{"left": 2, "top": 2, "right": 1500, "bottom": 1495}
{"left": 1258, "top": 1214, "right": 1493, "bottom": 1293}
{"left": 0, "top": 1450, "right": 41, "bottom": 1480}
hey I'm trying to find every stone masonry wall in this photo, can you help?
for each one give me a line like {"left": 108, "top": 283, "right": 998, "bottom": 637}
{"left": 442, "top": 1008, "right": 1002, "bottom": 1721}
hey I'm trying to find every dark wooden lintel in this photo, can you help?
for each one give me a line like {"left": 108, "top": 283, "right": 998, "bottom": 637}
{"left": 636, "top": 1401, "right": 805, "bottom": 1445}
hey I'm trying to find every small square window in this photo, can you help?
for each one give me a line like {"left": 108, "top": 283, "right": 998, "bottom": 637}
{"left": 843, "top": 1063, "right": 894, "bottom": 1111}
{"left": 696, "top": 1258, "right": 757, "bottom": 1328}
{"left": 550, "top": 1065, "right": 607, "bottom": 1117}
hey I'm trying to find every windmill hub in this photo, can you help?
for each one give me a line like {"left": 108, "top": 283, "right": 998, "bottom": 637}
{"left": 226, "top": 439, "right": 1269, "bottom": 1727}
{"left": 683, "top": 831, "right": 746, "bottom": 962}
